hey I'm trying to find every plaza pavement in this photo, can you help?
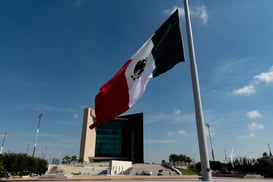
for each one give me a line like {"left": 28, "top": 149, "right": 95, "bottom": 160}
{"left": 2, "top": 175, "right": 273, "bottom": 182}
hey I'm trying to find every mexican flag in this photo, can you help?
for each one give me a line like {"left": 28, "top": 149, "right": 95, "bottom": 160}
{"left": 90, "top": 9, "right": 185, "bottom": 129}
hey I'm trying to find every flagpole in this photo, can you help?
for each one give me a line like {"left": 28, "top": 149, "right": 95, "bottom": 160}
{"left": 183, "top": 0, "right": 212, "bottom": 181}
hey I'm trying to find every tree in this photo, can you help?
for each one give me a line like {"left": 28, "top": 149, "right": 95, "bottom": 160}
{"left": 169, "top": 154, "right": 177, "bottom": 162}
{"left": 62, "top": 155, "right": 78, "bottom": 164}
{"left": 71, "top": 155, "right": 78, "bottom": 163}
{"left": 62, "top": 155, "right": 71, "bottom": 164}
{"left": 0, "top": 161, "right": 6, "bottom": 177}
{"left": 263, "top": 152, "right": 269, "bottom": 157}
{"left": 210, "top": 161, "right": 228, "bottom": 173}
{"left": 169, "top": 153, "right": 192, "bottom": 166}
{"left": 1, "top": 153, "right": 48, "bottom": 175}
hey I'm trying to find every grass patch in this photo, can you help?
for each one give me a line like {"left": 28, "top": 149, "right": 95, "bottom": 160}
{"left": 178, "top": 168, "right": 198, "bottom": 175}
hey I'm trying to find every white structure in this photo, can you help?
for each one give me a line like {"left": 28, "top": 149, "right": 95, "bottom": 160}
{"left": 110, "top": 160, "right": 132, "bottom": 175}
{"left": 79, "top": 108, "right": 96, "bottom": 163}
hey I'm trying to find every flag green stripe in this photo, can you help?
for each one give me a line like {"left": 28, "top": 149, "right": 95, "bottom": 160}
{"left": 151, "top": 9, "right": 185, "bottom": 77}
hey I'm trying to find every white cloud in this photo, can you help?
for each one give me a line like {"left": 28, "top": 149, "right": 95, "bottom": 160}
{"left": 233, "top": 84, "right": 256, "bottom": 96}
{"left": 18, "top": 103, "right": 56, "bottom": 111}
{"left": 164, "top": 4, "right": 208, "bottom": 25}
{"left": 18, "top": 103, "right": 79, "bottom": 114}
{"left": 145, "top": 109, "right": 194, "bottom": 124}
{"left": 246, "top": 110, "right": 262, "bottom": 119}
{"left": 254, "top": 66, "right": 273, "bottom": 84}
{"left": 145, "top": 139, "right": 175, "bottom": 144}
{"left": 233, "top": 65, "right": 273, "bottom": 96}
{"left": 168, "top": 129, "right": 187, "bottom": 137}
{"left": 177, "top": 129, "right": 187, "bottom": 136}
{"left": 191, "top": 4, "right": 208, "bottom": 25}
{"left": 238, "top": 133, "right": 256, "bottom": 139}
{"left": 174, "top": 109, "right": 182, "bottom": 115}
{"left": 249, "top": 122, "right": 264, "bottom": 131}
{"left": 164, "top": 7, "right": 184, "bottom": 17}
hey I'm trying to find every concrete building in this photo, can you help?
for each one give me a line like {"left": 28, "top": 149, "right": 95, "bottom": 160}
{"left": 79, "top": 108, "right": 144, "bottom": 163}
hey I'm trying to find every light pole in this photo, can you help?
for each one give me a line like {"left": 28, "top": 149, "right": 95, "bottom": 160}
{"left": 0, "top": 132, "right": 7, "bottom": 154}
{"left": 268, "top": 143, "right": 272, "bottom": 157}
{"left": 32, "top": 113, "right": 43, "bottom": 157}
{"left": 206, "top": 123, "right": 215, "bottom": 161}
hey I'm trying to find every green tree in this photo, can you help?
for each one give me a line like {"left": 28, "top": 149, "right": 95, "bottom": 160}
{"left": 169, "top": 153, "right": 177, "bottom": 162}
{"left": 71, "top": 155, "right": 78, "bottom": 163}
{"left": 0, "top": 161, "right": 6, "bottom": 177}
{"left": 62, "top": 155, "right": 71, "bottom": 164}
{"left": 1, "top": 153, "right": 47, "bottom": 175}
{"left": 210, "top": 161, "right": 228, "bottom": 173}
{"left": 169, "top": 153, "right": 192, "bottom": 165}
{"left": 263, "top": 152, "right": 268, "bottom": 157}
{"left": 37, "top": 158, "right": 48, "bottom": 175}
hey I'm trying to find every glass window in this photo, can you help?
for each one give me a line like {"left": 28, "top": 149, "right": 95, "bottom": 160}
{"left": 95, "top": 120, "right": 122, "bottom": 157}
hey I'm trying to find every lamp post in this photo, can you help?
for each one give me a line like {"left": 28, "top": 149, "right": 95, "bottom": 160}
{"left": 32, "top": 113, "right": 43, "bottom": 157}
{"left": 206, "top": 124, "right": 215, "bottom": 161}
{"left": 0, "top": 132, "right": 7, "bottom": 154}
{"left": 268, "top": 143, "right": 272, "bottom": 156}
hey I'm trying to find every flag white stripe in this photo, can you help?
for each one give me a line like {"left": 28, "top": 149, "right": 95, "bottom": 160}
{"left": 125, "top": 39, "right": 155, "bottom": 107}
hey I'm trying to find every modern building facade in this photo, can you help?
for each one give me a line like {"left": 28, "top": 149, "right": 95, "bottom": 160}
{"left": 79, "top": 108, "right": 144, "bottom": 163}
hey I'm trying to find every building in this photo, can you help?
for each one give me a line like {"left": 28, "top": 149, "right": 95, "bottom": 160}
{"left": 79, "top": 108, "right": 144, "bottom": 163}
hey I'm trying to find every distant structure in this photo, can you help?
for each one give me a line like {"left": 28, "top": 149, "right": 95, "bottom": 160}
{"left": 0, "top": 132, "right": 7, "bottom": 154}
{"left": 79, "top": 108, "right": 144, "bottom": 163}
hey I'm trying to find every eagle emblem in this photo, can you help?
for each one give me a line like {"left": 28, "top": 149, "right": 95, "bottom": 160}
{"left": 131, "top": 58, "right": 147, "bottom": 80}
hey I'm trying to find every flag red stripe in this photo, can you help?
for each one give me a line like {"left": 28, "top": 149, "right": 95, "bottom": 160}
{"left": 89, "top": 59, "right": 132, "bottom": 129}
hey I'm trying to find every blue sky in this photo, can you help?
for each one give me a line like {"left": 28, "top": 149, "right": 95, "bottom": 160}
{"left": 1, "top": 0, "right": 273, "bottom": 163}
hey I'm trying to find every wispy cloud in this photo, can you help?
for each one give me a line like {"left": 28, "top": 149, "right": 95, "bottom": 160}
{"left": 191, "top": 4, "right": 208, "bottom": 25}
{"left": 73, "top": 113, "right": 79, "bottom": 119}
{"left": 145, "top": 109, "right": 195, "bottom": 124}
{"left": 18, "top": 131, "right": 61, "bottom": 138}
{"left": 164, "top": 4, "right": 208, "bottom": 25}
{"left": 145, "top": 139, "right": 175, "bottom": 144}
{"left": 168, "top": 129, "right": 187, "bottom": 137}
{"left": 18, "top": 103, "right": 56, "bottom": 111}
{"left": 246, "top": 110, "right": 262, "bottom": 119}
{"left": 248, "top": 122, "right": 264, "bottom": 131}
{"left": 236, "top": 111, "right": 264, "bottom": 139}
{"left": 55, "top": 120, "right": 78, "bottom": 126}
{"left": 211, "top": 57, "right": 254, "bottom": 88}
{"left": 177, "top": 129, "right": 187, "bottom": 136}
{"left": 233, "top": 84, "right": 256, "bottom": 96}
{"left": 254, "top": 66, "right": 273, "bottom": 84}
{"left": 238, "top": 133, "right": 256, "bottom": 139}
{"left": 18, "top": 103, "right": 80, "bottom": 114}
{"left": 233, "top": 65, "right": 273, "bottom": 96}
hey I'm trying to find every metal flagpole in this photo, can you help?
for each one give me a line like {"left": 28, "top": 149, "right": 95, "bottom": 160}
{"left": 183, "top": 0, "right": 212, "bottom": 181}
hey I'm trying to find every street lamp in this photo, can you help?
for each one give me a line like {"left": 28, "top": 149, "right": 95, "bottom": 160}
{"left": 268, "top": 143, "right": 272, "bottom": 157}
{"left": 0, "top": 132, "right": 7, "bottom": 154}
{"left": 206, "top": 123, "right": 215, "bottom": 161}
{"left": 32, "top": 113, "right": 43, "bottom": 157}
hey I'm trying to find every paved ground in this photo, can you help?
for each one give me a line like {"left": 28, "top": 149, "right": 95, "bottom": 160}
{"left": 2, "top": 176, "right": 272, "bottom": 182}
